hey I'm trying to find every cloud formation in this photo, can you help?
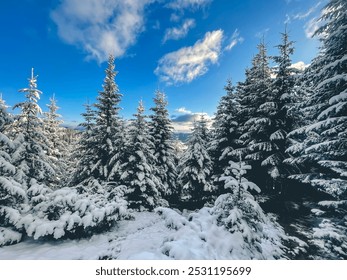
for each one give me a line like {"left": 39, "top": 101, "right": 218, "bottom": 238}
{"left": 225, "top": 29, "right": 244, "bottom": 51}
{"left": 167, "top": 0, "right": 212, "bottom": 10}
{"left": 155, "top": 30, "right": 223, "bottom": 85}
{"left": 163, "top": 19, "right": 196, "bottom": 43}
{"left": 51, "top": 0, "right": 153, "bottom": 62}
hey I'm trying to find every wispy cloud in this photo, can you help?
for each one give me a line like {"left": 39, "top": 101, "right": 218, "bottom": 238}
{"left": 293, "top": 1, "right": 322, "bottom": 20}
{"left": 167, "top": 0, "right": 212, "bottom": 10}
{"left": 163, "top": 18, "right": 196, "bottom": 43}
{"left": 155, "top": 30, "right": 223, "bottom": 85}
{"left": 285, "top": 1, "right": 323, "bottom": 25}
{"left": 304, "top": 17, "right": 320, "bottom": 38}
{"left": 225, "top": 29, "right": 244, "bottom": 51}
{"left": 51, "top": 0, "right": 153, "bottom": 62}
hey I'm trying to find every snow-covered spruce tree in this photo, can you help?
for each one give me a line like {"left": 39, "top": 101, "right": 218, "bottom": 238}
{"left": 42, "top": 95, "right": 67, "bottom": 188}
{"left": 69, "top": 101, "right": 98, "bottom": 187}
{"left": 59, "top": 127, "right": 79, "bottom": 187}
{"left": 210, "top": 157, "right": 299, "bottom": 259}
{"left": 286, "top": 0, "right": 347, "bottom": 199}
{"left": 0, "top": 96, "right": 25, "bottom": 246}
{"left": 13, "top": 98, "right": 130, "bottom": 241}
{"left": 210, "top": 79, "right": 241, "bottom": 188}
{"left": 149, "top": 90, "right": 177, "bottom": 199}
{"left": 286, "top": 61, "right": 315, "bottom": 130}
{"left": 236, "top": 42, "right": 274, "bottom": 190}
{"left": 108, "top": 118, "right": 128, "bottom": 187}
{"left": 284, "top": 57, "right": 323, "bottom": 182}
{"left": 121, "top": 101, "right": 162, "bottom": 211}
{"left": 12, "top": 69, "right": 55, "bottom": 189}
{"left": 90, "top": 54, "right": 124, "bottom": 183}
{"left": 259, "top": 30, "right": 296, "bottom": 193}
{"left": 177, "top": 115, "right": 213, "bottom": 207}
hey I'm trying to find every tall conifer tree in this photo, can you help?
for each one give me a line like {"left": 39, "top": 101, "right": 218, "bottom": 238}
{"left": 121, "top": 101, "right": 161, "bottom": 210}
{"left": 12, "top": 69, "right": 54, "bottom": 187}
{"left": 149, "top": 90, "right": 177, "bottom": 198}
{"left": 286, "top": 0, "right": 347, "bottom": 198}
{"left": 178, "top": 116, "right": 213, "bottom": 206}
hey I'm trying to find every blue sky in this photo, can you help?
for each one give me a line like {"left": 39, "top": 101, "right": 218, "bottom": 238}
{"left": 0, "top": 0, "right": 324, "bottom": 132}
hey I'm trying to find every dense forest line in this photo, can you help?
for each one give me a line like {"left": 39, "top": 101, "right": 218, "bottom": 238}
{"left": 0, "top": 0, "right": 346, "bottom": 259}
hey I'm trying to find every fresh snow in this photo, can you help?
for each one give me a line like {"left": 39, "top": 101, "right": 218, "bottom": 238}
{"left": 0, "top": 212, "right": 170, "bottom": 260}
{"left": 0, "top": 208, "right": 290, "bottom": 260}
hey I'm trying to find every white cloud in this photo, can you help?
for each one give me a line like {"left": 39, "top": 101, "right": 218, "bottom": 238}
{"left": 304, "top": 17, "right": 320, "bottom": 38}
{"left": 167, "top": 0, "right": 212, "bottom": 10}
{"left": 51, "top": 0, "right": 153, "bottom": 62}
{"left": 163, "top": 19, "right": 195, "bottom": 43}
{"left": 155, "top": 30, "right": 223, "bottom": 85}
{"left": 225, "top": 29, "right": 244, "bottom": 51}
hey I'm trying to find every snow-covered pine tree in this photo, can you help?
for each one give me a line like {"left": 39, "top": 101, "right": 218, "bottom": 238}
{"left": 149, "top": 90, "right": 177, "bottom": 199}
{"left": 259, "top": 30, "right": 296, "bottom": 193}
{"left": 210, "top": 79, "right": 241, "bottom": 188}
{"left": 12, "top": 69, "right": 55, "bottom": 189}
{"left": 284, "top": 57, "right": 322, "bottom": 182}
{"left": 212, "top": 158, "right": 262, "bottom": 243}
{"left": 69, "top": 101, "right": 98, "bottom": 188}
{"left": 210, "top": 157, "right": 294, "bottom": 259}
{"left": 43, "top": 95, "right": 67, "bottom": 188}
{"left": 121, "top": 101, "right": 162, "bottom": 211}
{"left": 177, "top": 115, "right": 213, "bottom": 207}
{"left": 287, "top": 62, "right": 315, "bottom": 130}
{"left": 108, "top": 118, "right": 128, "bottom": 186}
{"left": 59, "top": 127, "right": 79, "bottom": 187}
{"left": 90, "top": 54, "right": 124, "bottom": 183}
{"left": 236, "top": 42, "right": 275, "bottom": 190}
{"left": 10, "top": 96, "right": 130, "bottom": 241}
{"left": 286, "top": 0, "right": 347, "bottom": 199}
{"left": 0, "top": 95, "right": 25, "bottom": 246}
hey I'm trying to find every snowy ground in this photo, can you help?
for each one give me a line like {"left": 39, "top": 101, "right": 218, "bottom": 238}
{"left": 0, "top": 212, "right": 171, "bottom": 260}
{"left": 0, "top": 206, "right": 292, "bottom": 260}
